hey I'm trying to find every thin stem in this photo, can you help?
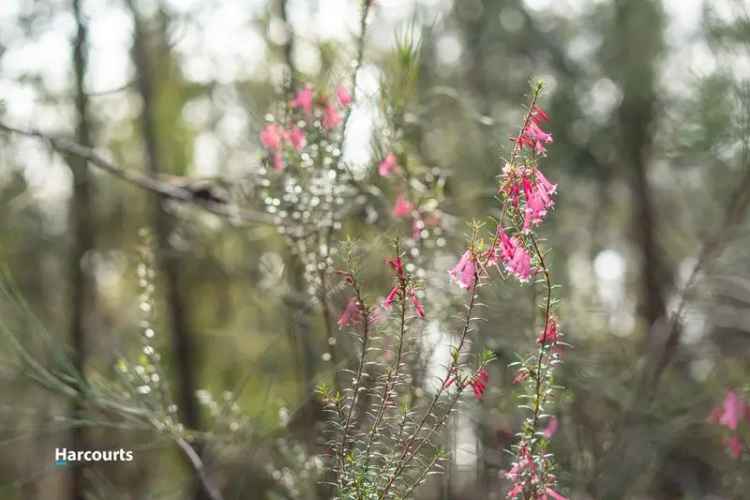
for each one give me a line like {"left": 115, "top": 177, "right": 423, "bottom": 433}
{"left": 338, "top": 285, "right": 370, "bottom": 488}
{"left": 378, "top": 274, "right": 479, "bottom": 499}
{"left": 528, "top": 234, "right": 552, "bottom": 438}
{"left": 362, "top": 278, "right": 409, "bottom": 467}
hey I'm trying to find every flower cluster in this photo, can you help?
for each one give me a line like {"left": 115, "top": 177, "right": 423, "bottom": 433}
{"left": 382, "top": 255, "right": 425, "bottom": 320}
{"left": 708, "top": 389, "right": 749, "bottom": 459}
{"left": 501, "top": 164, "right": 557, "bottom": 233}
{"left": 514, "top": 105, "right": 553, "bottom": 155}
{"left": 505, "top": 443, "right": 566, "bottom": 500}
{"left": 259, "top": 84, "right": 351, "bottom": 172}
{"left": 451, "top": 84, "right": 565, "bottom": 499}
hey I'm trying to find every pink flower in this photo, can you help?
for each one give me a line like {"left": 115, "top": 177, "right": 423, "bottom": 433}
{"left": 543, "top": 416, "right": 559, "bottom": 438}
{"left": 287, "top": 126, "right": 306, "bottom": 151}
{"left": 272, "top": 151, "right": 285, "bottom": 171}
{"left": 470, "top": 368, "right": 489, "bottom": 400}
{"left": 544, "top": 488, "right": 568, "bottom": 500}
{"left": 506, "top": 484, "right": 523, "bottom": 498}
{"left": 336, "top": 85, "right": 352, "bottom": 107}
{"left": 260, "top": 123, "right": 284, "bottom": 151}
{"left": 368, "top": 306, "right": 386, "bottom": 325}
{"left": 322, "top": 103, "right": 342, "bottom": 129}
{"left": 537, "top": 318, "right": 559, "bottom": 345}
{"left": 522, "top": 170, "right": 557, "bottom": 232}
{"left": 383, "top": 286, "right": 400, "bottom": 309}
{"left": 291, "top": 85, "right": 314, "bottom": 115}
{"left": 337, "top": 298, "right": 362, "bottom": 328}
{"left": 387, "top": 256, "right": 404, "bottom": 277}
{"left": 492, "top": 229, "right": 534, "bottom": 282}
{"left": 708, "top": 405, "right": 724, "bottom": 425}
{"left": 512, "top": 369, "right": 529, "bottom": 385}
{"left": 531, "top": 105, "right": 549, "bottom": 124}
{"left": 719, "top": 390, "right": 745, "bottom": 431}
{"left": 514, "top": 106, "right": 553, "bottom": 155}
{"left": 378, "top": 152, "right": 399, "bottom": 176}
{"left": 725, "top": 435, "right": 743, "bottom": 459}
{"left": 392, "top": 194, "right": 414, "bottom": 218}
{"left": 410, "top": 292, "right": 425, "bottom": 319}
{"left": 448, "top": 250, "right": 477, "bottom": 289}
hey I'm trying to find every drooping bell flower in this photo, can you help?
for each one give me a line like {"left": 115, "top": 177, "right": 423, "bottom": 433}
{"left": 522, "top": 171, "right": 557, "bottom": 232}
{"left": 378, "top": 153, "right": 399, "bottom": 176}
{"left": 272, "top": 151, "right": 285, "bottom": 171}
{"left": 514, "top": 105, "right": 553, "bottom": 155}
{"left": 410, "top": 291, "right": 425, "bottom": 319}
{"left": 392, "top": 194, "right": 414, "bottom": 218}
{"left": 725, "top": 435, "right": 743, "bottom": 459}
{"left": 337, "top": 298, "right": 362, "bottom": 328}
{"left": 544, "top": 488, "right": 568, "bottom": 500}
{"left": 387, "top": 256, "right": 404, "bottom": 278}
{"left": 448, "top": 250, "right": 477, "bottom": 289}
{"left": 511, "top": 369, "right": 529, "bottom": 385}
{"left": 537, "top": 318, "right": 559, "bottom": 345}
{"left": 291, "top": 85, "right": 314, "bottom": 115}
{"left": 322, "top": 103, "right": 342, "bottom": 129}
{"left": 383, "top": 286, "right": 400, "bottom": 309}
{"left": 543, "top": 416, "right": 559, "bottom": 438}
{"left": 494, "top": 229, "right": 534, "bottom": 282}
{"left": 336, "top": 85, "right": 352, "bottom": 107}
{"left": 287, "top": 126, "right": 306, "bottom": 151}
{"left": 260, "top": 123, "right": 284, "bottom": 151}
{"left": 531, "top": 105, "right": 549, "bottom": 124}
{"left": 469, "top": 368, "right": 489, "bottom": 400}
{"left": 718, "top": 390, "right": 745, "bottom": 431}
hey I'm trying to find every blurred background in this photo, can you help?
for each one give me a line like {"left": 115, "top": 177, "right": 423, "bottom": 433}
{"left": 1, "top": 0, "right": 749, "bottom": 498}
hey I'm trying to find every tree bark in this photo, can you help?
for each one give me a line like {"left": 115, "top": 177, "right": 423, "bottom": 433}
{"left": 126, "top": 3, "right": 207, "bottom": 499}
{"left": 67, "top": 1, "right": 95, "bottom": 498}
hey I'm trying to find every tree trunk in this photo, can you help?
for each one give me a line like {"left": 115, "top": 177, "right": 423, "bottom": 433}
{"left": 126, "top": 3, "right": 206, "bottom": 499}
{"left": 67, "top": 1, "right": 95, "bottom": 498}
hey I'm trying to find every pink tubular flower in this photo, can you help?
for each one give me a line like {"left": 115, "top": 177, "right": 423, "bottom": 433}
{"left": 387, "top": 256, "right": 404, "bottom": 277}
{"left": 522, "top": 170, "right": 557, "bottom": 232}
{"left": 260, "top": 123, "right": 284, "bottom": 151}
{"left": 378, "top": 152, "right": 399, "bottom": 176}
{"left": 537, "top": 318, "right": 559, "bottom": 345}
{"left": 410, "top": 291, "right": 425, "bottom": 319}
{"left": 322, "top": 103, "right": 342, "bottom": 129}
{"left": 392, "top": 194, "right": 414, "bottom": 218}
{"left": 337, "top": 298, "right": 362, "bottom": 328}
{"left": 512, "top": 369, "right": 529, "bottom": 385}
{"left": 493, "top": 229, "right": 534, "bottom": 282}
{"left": 383, "top": 286, "right": 400, "bottom": 309}
{"left": 725, "top": 435, "right": 743, "bottom": 459}
{"left": 448, "top": 250, "right": 477, "bottom": 289}
{"left": 470, "top": 368, "right": 489, "bottom": 400}
{"left": 506, "top": 484, "right": 523, "bottom": 498}
{"left": 291, "top": 85, "right": 314, "bottom": 115}
{"left": 287, "top": 126, "right": 306, "bottom": 151}
{"left": 272, "top": 151, "right": 285, "bottom": 171}
{"left": 718, "top": 390, "right": 744, "bottom": 431}
{"left": 543, "top": 416, "right": 559, "bottom": 438}
{"left": 336, "top": 85, "right": 352, "bottom": 107}
{"left": 514, "top": 106, "right": 553, "bottom": 155}
{"left": 544, "top": 488, "right": 568, "bottom": 500}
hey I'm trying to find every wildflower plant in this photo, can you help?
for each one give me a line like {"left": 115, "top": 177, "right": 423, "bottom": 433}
{"left": 708, "top": 389, "right": 750, "bottom": 460}
{"left": 320, "top": 238, "right": 494, "bottom": 499}
{"left": 438, "top": 82, "right": 566, "bottom": 499}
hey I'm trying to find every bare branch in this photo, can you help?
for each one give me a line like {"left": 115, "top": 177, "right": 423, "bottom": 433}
{"left": 0, "top": 122, "right": 274, "bottom": 226}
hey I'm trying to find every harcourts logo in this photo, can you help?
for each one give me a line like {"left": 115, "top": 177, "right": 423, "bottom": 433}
{"left": 55, "top": 448, "right": 134, "bottom": 466}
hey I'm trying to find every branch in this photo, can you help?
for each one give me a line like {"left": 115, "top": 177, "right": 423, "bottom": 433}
{"left": 0, "top": 122, "right": 274, "bottom": 226}
{"left": 644, "top": 158, "right": 750, "bottom": 392}
{"left": 175, "top": 437, "right": 225, "bottom": 500}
